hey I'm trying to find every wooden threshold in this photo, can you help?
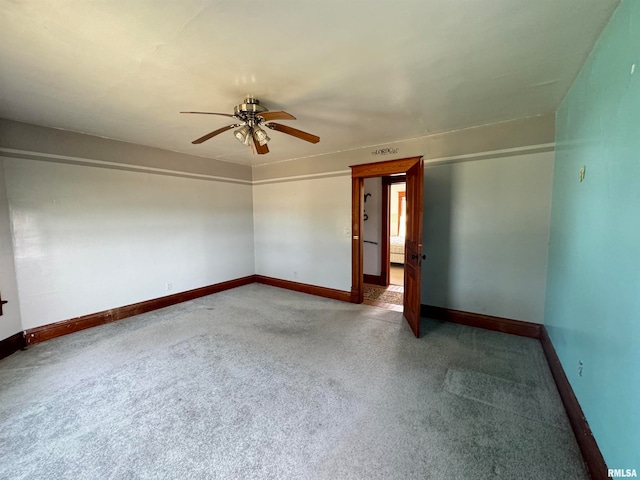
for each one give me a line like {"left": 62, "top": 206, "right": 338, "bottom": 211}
{"left": 363, "top": 299, "right": 403, "bottom": 312}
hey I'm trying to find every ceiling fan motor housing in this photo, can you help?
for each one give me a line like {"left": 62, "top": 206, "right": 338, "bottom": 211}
{"left": 234, "top": 97, "right": 268, "bottom": 122}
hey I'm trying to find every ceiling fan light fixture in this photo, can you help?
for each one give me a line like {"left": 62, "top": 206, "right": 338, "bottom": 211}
{"left": 233, "top": 124, "right": 250, "bottom": 145}
{"left": 253, "top": 126, "right": 270, "bottom": 146}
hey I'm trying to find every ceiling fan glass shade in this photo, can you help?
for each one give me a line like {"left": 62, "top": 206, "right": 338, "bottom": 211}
{"left": 233, "top": 124, "right": 250, "bottom": 145}
{"left": 253, "top": 126, "right": 271, "bottom": 146}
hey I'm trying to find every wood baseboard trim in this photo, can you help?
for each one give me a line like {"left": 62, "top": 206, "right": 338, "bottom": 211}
{"left": 17, "top": 275, "right": 353, "bottom": 347}
{"left": 363, "top": 274, "right": 385, "bottom": 287}
{"left": 255, "top": 275, "right": 351, "bottom": 303}
{"left": 420, "top": 304, "right": 541, "bottom": 338}
{"left": 23, "top": 275, "right": 257, "bottom": 346}
{"left": 350, "top": 287, "right": 360, "bottom": 304}
{"left": 0, "top": 331, "right": 26, "bottom": 360}
{"left": 540, "top": 327, "right": 608, "bottom": 480}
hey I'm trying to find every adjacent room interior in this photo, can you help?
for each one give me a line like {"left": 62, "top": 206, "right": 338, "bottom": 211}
{"left": 363, "top": 176, "right": 407, "bottom": 310}
{"left": 389, "top": 181, "right": 406, "bottom": 286}
{"left": 0, "top": 1, "right": 637, "bottom": 479}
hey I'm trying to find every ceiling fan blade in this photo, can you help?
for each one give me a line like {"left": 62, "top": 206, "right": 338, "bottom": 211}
{"left": 253, "top": 134, "right": 269, "bottom": 155}
{"left": 192, "top": 124, "right": 237, "bottom": 144}
{"left": 267, "top": 123, "right": 320, "bottom": 143}
{"left": 181, "top": 111, "right": 236, "bottom": 118}
{"left": 257, "top": 111, "right": 296, "bottom": 121}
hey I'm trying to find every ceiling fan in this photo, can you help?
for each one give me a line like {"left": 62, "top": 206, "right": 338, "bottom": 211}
{"left": 180, "top": 96, "right": 320, "bottom": 155}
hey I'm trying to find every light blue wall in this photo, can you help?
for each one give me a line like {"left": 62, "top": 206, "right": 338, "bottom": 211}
{"left": 545, "top": 0, "right": 639, "bottom": 469}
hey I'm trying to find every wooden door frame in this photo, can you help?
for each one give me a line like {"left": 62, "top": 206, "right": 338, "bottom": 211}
{"left": 350, "top": 157, "right": 422, "bottom": 303}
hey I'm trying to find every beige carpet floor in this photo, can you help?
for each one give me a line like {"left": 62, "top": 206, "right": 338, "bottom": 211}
{"left": 0, "top": 284, "right": 588, "bottom": 479}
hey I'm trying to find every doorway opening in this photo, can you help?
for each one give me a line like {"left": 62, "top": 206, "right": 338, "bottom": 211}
{"left": 387, "top": 177, "right": 407, "bottom": 287}
{"left": 350, "top": 157, "right": 424, "bottom": 337}
{"left": 361, "top": 175, "right": 406, "bottom": 311}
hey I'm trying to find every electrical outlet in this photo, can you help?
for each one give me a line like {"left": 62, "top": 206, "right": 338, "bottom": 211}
{"left": 166, "top": 282, "right": 172, "bottom": 291}
{"left": 578, "top": 360, "right": 583, "bottom": 377}
{"left": 293, "top": 271, "right": 298, "bottom": 279}
{"left": 344, "top": 227, "right": 351, "bottom": 237}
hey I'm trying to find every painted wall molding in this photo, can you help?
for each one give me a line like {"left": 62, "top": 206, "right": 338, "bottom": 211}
{"left": 2, "top": 143, "right": 555, "bottom": 187}
{"left": 0, "top": 149, "right": 252, "bottom": 185}
{"left": 252, "top": 113, "right": 555, "bottom": 182}
{"left": 251, "top": 143, "right": 554, "bottom": 185}
{"left": 1, "top": 116, "right": 554, "bottom": 186}
{"left": 252, "top": 170, "right": 351, "bottom": 185}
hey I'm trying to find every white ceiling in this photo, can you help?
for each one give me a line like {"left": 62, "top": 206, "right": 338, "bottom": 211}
{"left": 0, "top": 0, "right": 618, "bottom": 166}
